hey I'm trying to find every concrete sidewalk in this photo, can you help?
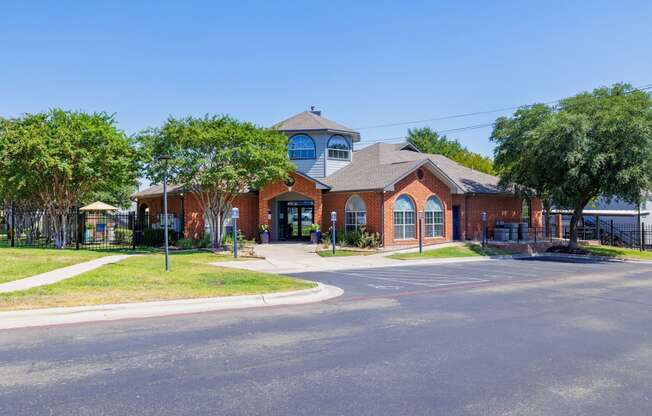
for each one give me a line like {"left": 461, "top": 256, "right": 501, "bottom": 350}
{"left": 0, "top": 282, "right": 343, "bottom": 330}
{"left": 0, "top": 255, "right": 133, "bottom": 293}
{"left": 212, "top": 242, "right": 523, "bottom": 274}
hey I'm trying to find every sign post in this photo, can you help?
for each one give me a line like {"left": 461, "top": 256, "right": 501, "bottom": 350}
{"left": 232, "top": 207, "right": 240, "bottom": 258}
{"left": 418, "top": 210, "right": 424, "bottom": 255}
{"left": 331, "top": 211, "right": 337, "bottom": 256}
{"left": 157, "top": 155, "right": 172, "bottom": 272}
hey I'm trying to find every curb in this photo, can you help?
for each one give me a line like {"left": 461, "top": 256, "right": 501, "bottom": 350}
{"left": 534, "top": 252, "right": 652, "bottom": 264}
{"left": 0, "top": 282, "right": 343, "bottom": 331}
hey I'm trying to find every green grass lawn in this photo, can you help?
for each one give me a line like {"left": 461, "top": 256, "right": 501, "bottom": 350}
{"left": 317, "top": 249, "right": 375, "bottom": 257}
{"left": 582, "top": 245, "right": 652, "bottom": 260}
{"left": 388, "top": 244, "right": 515, "bottom": 260}
{"left": 0, "top": 251, "right": 314, "bottom": 311}
{"left": 0, "top": 248, "right": 111, "bottom": 284}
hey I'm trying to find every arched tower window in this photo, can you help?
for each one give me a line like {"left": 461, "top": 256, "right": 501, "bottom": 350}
{"left": 288, "top": 134, "right": 316, "bottom": 160}
{"left": 327, "top": 135, "right": 351, "bottom": 160}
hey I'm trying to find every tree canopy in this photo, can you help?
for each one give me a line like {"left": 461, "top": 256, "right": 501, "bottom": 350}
{"left": 407, "top": 127, "right": 495, "bottom": 174}
{"left": 491, "top": 83, "right": 652, "bottom": 247}
{"left": 139, "top": 115, "right": 293, "bottom": 247}
{"left": 0, "top": 109, "right": 138, "bottom": 247}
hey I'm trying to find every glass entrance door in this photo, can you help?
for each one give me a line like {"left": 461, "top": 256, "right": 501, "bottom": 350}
{"left": 288, "top": 207, "right": 300, "bottom": 239}
{"left": 279, "top": 201, "right": 314, "bottom": 240}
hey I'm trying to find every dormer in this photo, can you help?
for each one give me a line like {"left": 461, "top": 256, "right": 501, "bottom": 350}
{"left": 273, "top": 107, "right": 361, "bottom": 178}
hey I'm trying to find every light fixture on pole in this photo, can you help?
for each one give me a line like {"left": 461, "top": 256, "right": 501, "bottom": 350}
{"left": 330, "top": 211, "right": 337, "bottom": 256}
{"left": 418, "top": 210, "right": 424, "bottom": 255}
{"left": 157, "top": 154, "right": 172, "bottom": 272}
{"left": 481, "top": 211, "right": 488, "bottom": 248}
{"left": 231, "top": 207, "right": 240, "bottom": 258}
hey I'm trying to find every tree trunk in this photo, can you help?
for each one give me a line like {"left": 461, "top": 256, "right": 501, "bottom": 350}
{"left": 567, "top": 206, "right": 584, "bottom": 249}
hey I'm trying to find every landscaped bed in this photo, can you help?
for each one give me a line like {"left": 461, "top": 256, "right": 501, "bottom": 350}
{"left": 388, "top": 243, "right": 515, "bottom": 260}
{"left": 0, "top": 248, "right": 111, "bottom": 284}
{"left": 317, "top": 249, "right": 375, "bottom": 257}
{"left": 547, "top": 245, "right": 652, "bottom": 261}
{"left": 0, "top": 251, "right": 315, "bottom": 311}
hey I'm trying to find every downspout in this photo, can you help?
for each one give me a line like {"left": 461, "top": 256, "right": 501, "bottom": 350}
{"left": 464, "top": 194, "right": 469, "bottom": 240}
{"left": 380, "top": 191, "right": 385, "bottom": 247}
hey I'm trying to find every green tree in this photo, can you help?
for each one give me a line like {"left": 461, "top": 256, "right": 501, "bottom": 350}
{"left": 139, "top": 115, "right": 293, "bottom": 248}
{"left": 0, "top": 110, "right": 138, "bottom": 248}
{"left": 491, "top": 84, "right": 652, "bottom": 248}
{"left": 491, "top": 104, "right": 555, "bottom": 233}
{"left": 407, "top": 127, "right": 495, "bottom": 174}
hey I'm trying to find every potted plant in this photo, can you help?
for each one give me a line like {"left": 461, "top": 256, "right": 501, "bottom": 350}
{"left": 259, "top": 224, "right": 270, "bottom": 244}
{"left": 309, "top": 223, "right": 321, "bottom": 244}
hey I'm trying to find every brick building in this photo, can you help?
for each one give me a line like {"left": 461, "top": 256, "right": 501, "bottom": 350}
{"left": 132, "top": 108, "right": 542, "bottom": 247}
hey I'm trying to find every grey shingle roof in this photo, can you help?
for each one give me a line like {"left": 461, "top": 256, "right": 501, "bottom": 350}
{"left": 131, "top": 183, "right": 185, "bottom": 199}
{"left": 322, "top": 143, "right": 505, "bottom": 194}
{"left": 273, "top": 111, "right": 360, "bottom": 142}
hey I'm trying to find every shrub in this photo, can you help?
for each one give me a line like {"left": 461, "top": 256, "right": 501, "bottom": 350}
{"left": 141, "top": 228, "right": 179, "bottom": 247}
{"left": 321, "top": 226, "right": 381, "bottom": 249}
{"left": 223, "top": 229, "right": 245, "bottom": 251}
{"left": 176, "top": 238, "right": 194, "bottom": 250}
{"left": 195, "top": 234, "right": 212, "bottom": 248}
{"left": 114, "top": 229, "right": 133, "bottom": 245}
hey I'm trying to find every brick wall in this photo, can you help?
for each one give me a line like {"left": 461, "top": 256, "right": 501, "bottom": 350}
{"left": 462, "top": 195, "right": 543, "bottom": 240}
{"left": 322, "top": 191, "right": 383, "bottom": 234}
{"left": 258, "top": 172, "right": 323, "bottom": 237}
{"left": 136, "top": 192, "right": 259, "bottom": 240}
{"left": 381, "top": 168, "right": 453, "bottom": 247}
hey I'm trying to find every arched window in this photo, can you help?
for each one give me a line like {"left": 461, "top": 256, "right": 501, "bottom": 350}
{"left": 425, "top": 196, "right": 444, "bottom": 238}
{"left": 522, "top": 198, "right": 531, "bottom": 226}
{"left": 345, "top": 195, "right": 366, "bottom": 232}
{"left": 393, "top": 195, "right": 416, "bottom": 240}
{"left": 288, "top": 134, "right": 316, "bottom": 160}
{"left": 327, "top": 135, "right": 351, "bottom": 160}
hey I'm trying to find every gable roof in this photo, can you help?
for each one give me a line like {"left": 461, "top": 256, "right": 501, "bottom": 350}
{"left": 131, "top": 183, "right": 185, "bottom": 199}
{"left": 273, "top": 111, "right": 361, "bottom": 142}
{"left": 321, "top": 143, "right": 505, "bottom": 194}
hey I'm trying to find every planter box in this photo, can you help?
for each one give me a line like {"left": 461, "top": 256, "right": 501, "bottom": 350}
{"left": 260, "top": 231, "right": 270, "bottom": 244}
{"left": 310, "top": 231, "right": 321, "bottom": 244}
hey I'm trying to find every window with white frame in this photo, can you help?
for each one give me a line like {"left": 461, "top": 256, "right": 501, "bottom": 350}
{"left": 522, "top": 199, "right": 531, "bottom": 226}
{"left": 425, "top": 196, "right": 444, "bottom": 237}
{"left": 345, "top": 195, "right": 366, "bottom": 232}
{"left": 204, "top": 214, "right": 234, "bottom": 239}
{"left": 327, "top": 135, "right": 350, "bottom": 160}
{"left": 393, "top": 195, "right": 416, "bottom": 240}
{"left": 288, "top": 134, "right": 316, "bottom": 160}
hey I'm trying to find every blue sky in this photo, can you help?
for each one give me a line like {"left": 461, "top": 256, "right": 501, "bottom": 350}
{"left": 1, "top": 1, "right": 651, "bottom": 157}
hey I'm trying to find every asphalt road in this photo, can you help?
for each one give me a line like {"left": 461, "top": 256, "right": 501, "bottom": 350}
{"left": 2, "top": 257, "right": 652, "bottom": 415}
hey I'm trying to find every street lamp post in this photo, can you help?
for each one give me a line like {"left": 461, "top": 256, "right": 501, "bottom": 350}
{"left": 481, "top": 211, "right": 488, "bottom": 248}
{"left": 157, "top": 155, "right": 171, "bottom": 272}
{"left": 232, "top": 207, "right": 240, "bottom": 258}
{"left": 418, "top": 210, "right": 424, "bottom": 255}
{"left": 331, "top": 211, "right": 337, "bottom": 256}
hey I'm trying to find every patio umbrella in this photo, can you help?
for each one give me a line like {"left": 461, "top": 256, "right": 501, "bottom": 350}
{"left": 79, "top": 201, "right": 119, "bottom": 212}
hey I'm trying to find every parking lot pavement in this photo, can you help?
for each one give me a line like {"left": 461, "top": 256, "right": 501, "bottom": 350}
{"left": 4, "top": 256, "right": 652, "bottom": 416}
{"left": 288, "top": 256, "right": 649, "bottom": 297}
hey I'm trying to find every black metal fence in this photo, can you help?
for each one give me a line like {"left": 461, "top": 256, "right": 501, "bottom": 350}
{"left": 0, "top": 207, "right": 176, "bottom": 250}
{"left": 484, "top": 220, "right": 651, "bottom": 251}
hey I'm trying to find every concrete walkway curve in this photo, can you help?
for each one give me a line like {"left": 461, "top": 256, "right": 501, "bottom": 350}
{"left": 0, "top": 255, "right": 133, "bottom": 293}
{"left": 211, "top": 242, "right": 521, "bottom": 274}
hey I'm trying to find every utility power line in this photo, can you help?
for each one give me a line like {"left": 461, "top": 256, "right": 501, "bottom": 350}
{"left": 355, "top": 83, "right": 652, "bottom": 131}
{"left": 358, "top": 84, "right": 652, "bottom": 144}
